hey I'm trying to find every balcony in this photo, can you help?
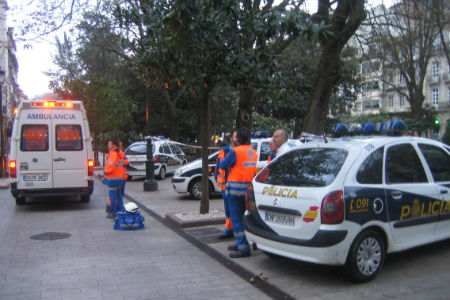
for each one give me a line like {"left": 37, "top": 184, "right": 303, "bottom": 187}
{"left": 427, "top": 74, "right": 440, "bottom": 85}
{"left": 443, "top": 73, "right": 450, "bottom": 83}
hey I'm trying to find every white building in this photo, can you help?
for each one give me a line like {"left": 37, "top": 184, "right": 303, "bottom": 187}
{"left": 352, "top": 2, "right": 450, "bottom": 139}
{"left": 0, "top": 0, "right": 21, "bottom": 177}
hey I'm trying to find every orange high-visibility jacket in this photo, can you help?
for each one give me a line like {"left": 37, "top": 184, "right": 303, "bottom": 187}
{"left": 104, "top": 146, "right": 124, "bottom": 180}
{"left": 119, "top": 150, "right": 129, "bottom": 180}
{"left": 216, "top": 148, "right": 227, "bottom": 190}
{"left": 226, "top": 145, "right": 258, "bottom": 198}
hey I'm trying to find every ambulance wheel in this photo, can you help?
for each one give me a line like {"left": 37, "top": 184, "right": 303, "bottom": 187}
{"left": 15, "top": 197, "right": 26, "bottom": 205}
{"left": 345, "top": 230, "right": 385, "bottom": 282}
{"left": 81, "top": 195, "right": 90, "bottom": 203}
{"left": 157, "top": 166, "right": 166, "bottom": 179}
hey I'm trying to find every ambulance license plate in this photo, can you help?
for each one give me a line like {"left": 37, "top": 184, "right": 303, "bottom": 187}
{"left": 23, "top": 174, "right": 48, "bottom": 181}
{"left": 265, "top": 211, "right": 295, "bottom": 226}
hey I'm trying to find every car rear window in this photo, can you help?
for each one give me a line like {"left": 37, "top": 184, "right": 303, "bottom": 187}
{"left": 125, "top": 144, "right": 147, "bottom": 155}
{"left": 20, "top": 124, "right": 49, "bottom": 151}
{"left": 256, "top": 148, "right": 348, "bottom": 187}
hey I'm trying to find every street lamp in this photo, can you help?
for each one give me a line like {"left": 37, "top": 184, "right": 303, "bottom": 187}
{"left": 0, "top": 69, "right": 6, "bottom": 178}
{"left": 143, "top": 84, "right": 158, "bottom": 191}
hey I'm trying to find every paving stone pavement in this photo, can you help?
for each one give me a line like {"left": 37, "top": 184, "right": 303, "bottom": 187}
{"left": 0, "top": 177, "right": 271, "bottom": 300}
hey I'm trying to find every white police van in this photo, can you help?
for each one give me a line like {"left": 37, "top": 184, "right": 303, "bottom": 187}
{"left": 9, "top": 100, "right": 94, "bottom": 205}
{"left": 244, "top": 135, "right": 450, "bottom": 282}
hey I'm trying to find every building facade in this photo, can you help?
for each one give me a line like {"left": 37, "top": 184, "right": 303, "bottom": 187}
{"left": 353, "top": 2, "right": 450, "bottom": 140}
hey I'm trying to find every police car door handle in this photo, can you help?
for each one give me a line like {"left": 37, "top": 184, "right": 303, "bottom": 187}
{"left": 391, "top": 191, "right": 403, "bottom": 200}
{"left": 53, "top": 157, "right": 66, "bottom": 162}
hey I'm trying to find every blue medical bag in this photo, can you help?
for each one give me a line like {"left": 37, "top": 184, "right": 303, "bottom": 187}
{"left": 113, "top": 211, "right": 145, "bottom": 230}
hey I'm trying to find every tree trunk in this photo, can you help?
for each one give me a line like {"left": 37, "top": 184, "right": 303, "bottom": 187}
{"left": 303, "top": 0, "right": 366, "bottom": 135}
{"left": 236, "top": 86, "right": 253, "bottom": 130}
{"left": 303, "top": 49, "right": 341, "bottom": 135}
{"left": 199, "top": 91, "right": 211, "bottom": 214}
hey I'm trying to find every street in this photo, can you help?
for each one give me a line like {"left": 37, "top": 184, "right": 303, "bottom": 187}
{"left": 0, "top": 177, "right": 449, "bottom": 300}
{"left": 0, "top": 181, "right": 269, "bottom": 300}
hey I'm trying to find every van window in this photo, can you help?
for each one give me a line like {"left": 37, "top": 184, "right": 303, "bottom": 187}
{"left": 21, "top": 125, "right": 49, "bottom": 151}
{"left": 385, "top": 143, "right": 427, "bottom": 184}
{"left": 357, "top": 147, "right": 384, "bottom": 184}
{"left": 418, "top": 143, "right": 450, "bottom": 182}
{"left": 56, "top": 125, "right": 83, "bottom": 151}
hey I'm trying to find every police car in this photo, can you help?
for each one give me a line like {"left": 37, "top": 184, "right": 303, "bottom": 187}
{"left": 125, "top": 139, "right": 187, "bottom": 180}
{"left": 172, "top": 138, "right": 303, "bottom": 199}
{"left": 244, "top": 135, "right": 450, "bottom": 282}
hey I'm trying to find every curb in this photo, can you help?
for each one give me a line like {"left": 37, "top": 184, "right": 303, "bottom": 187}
{"left": 165, "top": 212, "right": 225, "bottom": 228}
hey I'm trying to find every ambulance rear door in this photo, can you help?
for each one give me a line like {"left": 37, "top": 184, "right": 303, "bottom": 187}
{"left": 17, "top": 115, "right": 53, "bottom": 190}
{"left": 52, "top": 109, "right": 87, "bottom": 189}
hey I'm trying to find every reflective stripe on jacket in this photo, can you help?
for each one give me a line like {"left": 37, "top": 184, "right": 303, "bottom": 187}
{"left": 104, "top": 146, "right": 124, "bottom": 180}
{"left": 226, "top": 145, "right": 257, "bottom": 198}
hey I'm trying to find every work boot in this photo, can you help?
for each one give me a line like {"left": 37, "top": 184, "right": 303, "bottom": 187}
{"left": 229, "top": 251, "right": 250, "bottom": 258}
{"left": 105, "top": 213, "right": 115, "bottom": 219}
{"left": 217, "top": 230, "right": 234, "bottom": 240}
{"left": 227, "top": 245, "right": 238, "bottom": 251}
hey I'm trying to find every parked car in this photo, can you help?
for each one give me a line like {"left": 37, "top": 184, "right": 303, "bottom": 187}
{"left": 244, "top": 136, "right": 450, "bottom": 282}
{"left": 172, "top": 138, "right": 303, "bottom": 199}
{"left": 125, "top": 139, "right": 187, "bottom": 180}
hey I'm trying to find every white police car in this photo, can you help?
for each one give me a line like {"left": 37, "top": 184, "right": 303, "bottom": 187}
{"left": 172, "top": 138, "right": 303, "bottom": 199}
{"left": 244, "top": 135, "right": 450, "bottom": 282}
{"left": 172, "top": 151, "right": 222, "bottom": 199}
{"left": 125, "top": 139, "right": 187, "bottom": 180}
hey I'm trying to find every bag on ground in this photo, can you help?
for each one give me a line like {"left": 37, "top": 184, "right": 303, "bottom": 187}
{"left": 114, "top": 211, "right": 145, "bottom": 230}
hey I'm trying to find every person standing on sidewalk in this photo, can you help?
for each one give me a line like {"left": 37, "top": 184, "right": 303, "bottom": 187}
{"left": 215, "top": 130, "right": 239, "bottom": 239}
{"left": 104, "top": 138, "right": 125, "bottom": 218}
{"left": 271, "top": 129, "right": 290, "bottom": 157}
{"left": 220, "top": 127, "right": 258, "bottom": 258}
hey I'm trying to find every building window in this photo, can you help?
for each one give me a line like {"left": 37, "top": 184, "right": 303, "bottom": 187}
{"left": 399, "top": 95, "right": 405, "bottom": 108}
{"left": 432, "top": 62, "right": 439, "bottom": 79}
{"left": 433, "top": 37, "right": 440, "bottom": 52}
{"left": 389, "top": 96, "right": 394, "bottom": 108}
{"left": 432, "top": 88, "right": 439, "bottom": 106}
{"left": 448, "top": 88, "right": 450, "bottom": 107}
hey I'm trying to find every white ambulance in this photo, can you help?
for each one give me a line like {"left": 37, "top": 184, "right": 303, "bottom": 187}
{"left": 9, "top": 100, "right": 94, "bottom": 205}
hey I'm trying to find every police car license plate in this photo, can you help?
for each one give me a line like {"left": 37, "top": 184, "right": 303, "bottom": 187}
{"left": 23, "top": 173, "right": 48, "bottom": 181}
{"left": 265, "top": 211, "right": 295, "bottom": 226}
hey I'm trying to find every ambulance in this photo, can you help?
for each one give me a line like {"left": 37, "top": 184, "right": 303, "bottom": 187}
{"left": 9, "top": 100, "right": 94, "bottom": 205}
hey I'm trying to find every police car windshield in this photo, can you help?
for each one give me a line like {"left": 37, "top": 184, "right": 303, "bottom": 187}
{"left": 125, "top": 143, "right": 155, "bottom": 155}
{"left": 258, "top": 148, "right": 348, "bottom": 187}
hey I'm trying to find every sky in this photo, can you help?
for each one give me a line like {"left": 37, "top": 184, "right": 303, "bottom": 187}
{"left": 8, "top": 0, "right": 394, "bottom": 99}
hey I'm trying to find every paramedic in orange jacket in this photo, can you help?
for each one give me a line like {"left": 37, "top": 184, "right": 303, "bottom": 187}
{"left": 104, "top": 138, "right": 125, "bottom": 218}
{"left": 214, "top": 130, "right": 238, "bottom": 239}
{"left": 219, "top": 127, "right": 257, "bottom": 258}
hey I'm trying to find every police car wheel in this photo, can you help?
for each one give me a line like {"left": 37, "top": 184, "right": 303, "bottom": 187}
{"left": 346, "top": 230, "right": 385, "bottom": 282}
{"left": 15, "top": 197, "right": 26, "bottom": 206}
{"left": 157, "top": 166, "right": 166, "bottom": 179}
{"left": 189, "top": 178, "right": 202, "bottom": 200}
